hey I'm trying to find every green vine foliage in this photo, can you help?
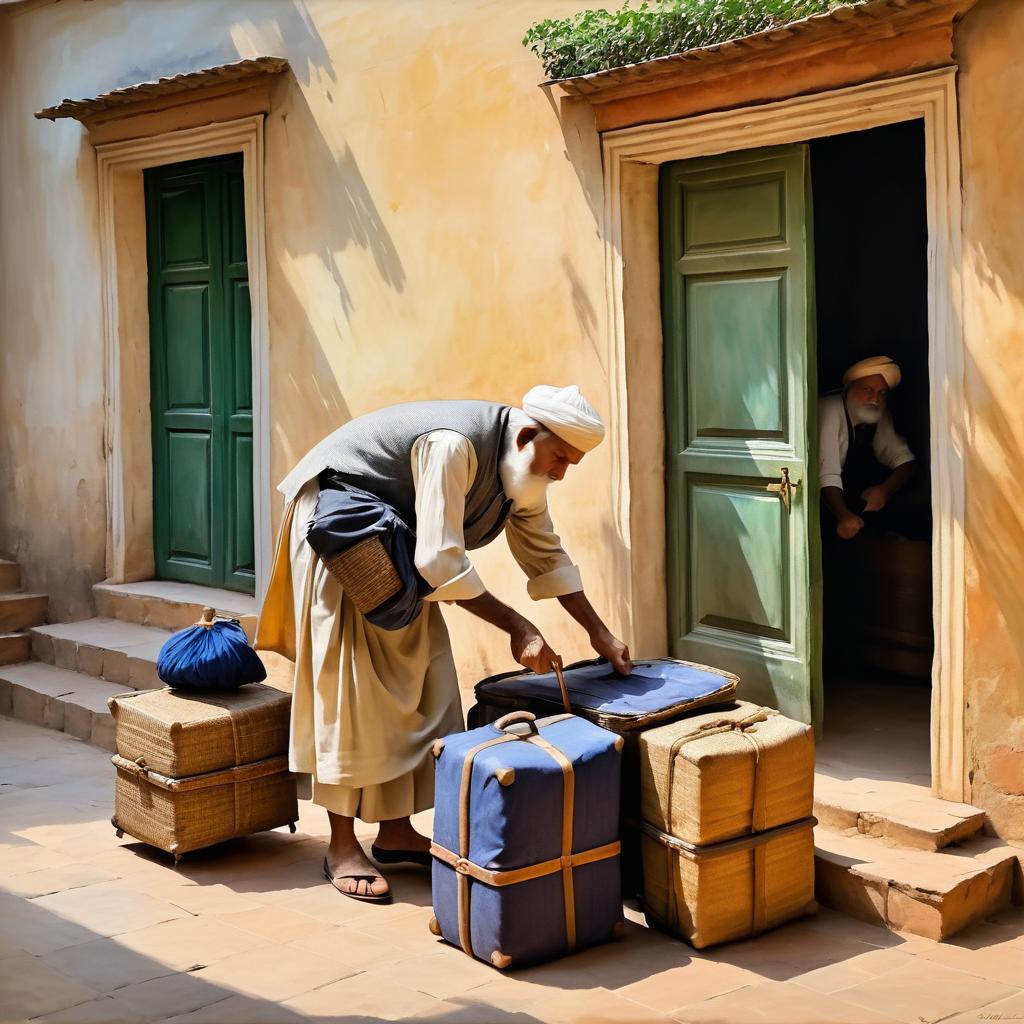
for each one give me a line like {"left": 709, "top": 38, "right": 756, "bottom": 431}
{"left": 523, "top": 0, "right": 864, "bottom": 80}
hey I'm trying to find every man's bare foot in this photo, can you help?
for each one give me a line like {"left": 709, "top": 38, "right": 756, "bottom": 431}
{"left": 325, "top": 843, "right": 390, "bottom": 900}
{"left": 374, "top": 818, "right": 430, "bottom": 855}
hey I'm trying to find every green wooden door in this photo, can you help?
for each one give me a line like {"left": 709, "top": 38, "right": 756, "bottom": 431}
{"left": 145, "top": 154, "right": 255, "bottom": 594}
{"left": 661, "top": 145, "right": 821, "bottom": 729}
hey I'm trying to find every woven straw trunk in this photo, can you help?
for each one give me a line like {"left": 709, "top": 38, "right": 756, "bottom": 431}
{"left": 107, "top": 684, "right": 290, "bottom": 777}
{"left": 638, "top": 701, "right": 817, "bottom": 946}
{"left": 112, "top": 754, "right": 298, "bottom": 858}
{"left": 640, "top": 819, "right": 817, "bottom": 949}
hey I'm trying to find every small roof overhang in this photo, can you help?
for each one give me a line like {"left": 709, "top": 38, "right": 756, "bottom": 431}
{"left": 35, "top": 56, "right": 289, "bottom": 122}
{"left": 544, "top": 0, "right": 977, "bottom": 98}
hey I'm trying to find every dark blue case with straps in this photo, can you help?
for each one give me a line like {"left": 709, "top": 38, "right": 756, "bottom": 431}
{"left": 429, "top": 710, "right": 623, "bottom": 970}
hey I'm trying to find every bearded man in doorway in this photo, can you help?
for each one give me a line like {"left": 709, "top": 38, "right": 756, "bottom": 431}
{"left": 818, "top": 356, "right": 917, "bottom": 540}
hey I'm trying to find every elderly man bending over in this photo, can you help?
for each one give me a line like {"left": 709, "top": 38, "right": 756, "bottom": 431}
{"left": 257, "top": 385, "right": 632, "bottom": 903}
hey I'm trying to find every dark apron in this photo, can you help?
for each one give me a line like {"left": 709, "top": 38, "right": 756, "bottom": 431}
{"left": 839, "top": 401, "right": 886, "bottom": 517}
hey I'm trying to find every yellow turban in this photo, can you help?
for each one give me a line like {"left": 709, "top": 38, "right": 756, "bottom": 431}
{"left": 843, "top": 355, "right": 902, "bottom": 389}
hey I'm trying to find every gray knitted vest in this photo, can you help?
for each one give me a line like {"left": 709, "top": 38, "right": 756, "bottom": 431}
{"left": 305, "top": 400, "right": 514, "bottom": 551}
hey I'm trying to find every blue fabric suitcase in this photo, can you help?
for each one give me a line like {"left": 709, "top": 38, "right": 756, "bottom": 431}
{"left": 429, "top": 710, "right": 624, "bottom": 970}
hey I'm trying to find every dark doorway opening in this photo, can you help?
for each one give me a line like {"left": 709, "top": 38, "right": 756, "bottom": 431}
{"left": 810, "top": 119, "right": 932, "bottom": 783}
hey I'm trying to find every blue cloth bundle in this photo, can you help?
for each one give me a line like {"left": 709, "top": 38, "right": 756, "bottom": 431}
{"left": 306, "top": 475, "right": 434, "bottom": 630}
{"left": 156, "top": 613, "right": 267, "bottom": 692}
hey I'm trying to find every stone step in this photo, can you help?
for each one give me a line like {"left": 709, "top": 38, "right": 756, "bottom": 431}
{"left": 0, "top": 592, "right": 48, "bottom": 632}
{"left": 0, "top": 631, "right": 31, "bottom": 666}
{"left": 814, "top": 825, "right": 1020, "bottom": 941}
{"left": 0, "top": 662, "right": 122, "bottom": 752}
{"left": 30, "top": 618, "right": 169, "bottom": 691}
{"left": 0, "top": 559, "right": 21, "bottom": 593}
{"left": 94, "top": 581, "right": 258, "bottom": 641}
{"left": 814, "top": 774, "right": 987, "bottom": 851}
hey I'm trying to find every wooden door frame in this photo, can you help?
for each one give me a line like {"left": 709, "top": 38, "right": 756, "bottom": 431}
{"left": 600, "top": 68, "right": 966, "bottom": 801}
{"left": 95, "top": 115, "right": 272, "bottom": 600}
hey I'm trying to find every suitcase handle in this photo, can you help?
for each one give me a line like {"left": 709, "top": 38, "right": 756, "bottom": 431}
{"left": 493, "top": 710, "right": 539, "bottom": 735}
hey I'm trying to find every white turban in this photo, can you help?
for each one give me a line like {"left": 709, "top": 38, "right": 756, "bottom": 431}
{"left": 843, "top": 355, "right": 902, "bottom": 389}
{"left": 521, "top": 384, "right": 605, "bottom": 453}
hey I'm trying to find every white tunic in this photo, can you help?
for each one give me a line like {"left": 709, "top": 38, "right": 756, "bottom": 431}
{"left": 817, "top": 393, "right": 915, "bottom": 491}
{"left": 256, "top": 413, "right": 583, "bottom": 820}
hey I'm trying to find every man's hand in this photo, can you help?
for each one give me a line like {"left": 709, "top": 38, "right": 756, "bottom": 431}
{"left": 510, "top": 624, "right": 562, "bottom": 675}
{"left": 837, "top": 514, "right": 864, "bottom": 540}
{"left": 591, "top": 629, "right": 633, "bottom": 675}
{"left": 860, "top": 486, "right": 888, "bottom": 513}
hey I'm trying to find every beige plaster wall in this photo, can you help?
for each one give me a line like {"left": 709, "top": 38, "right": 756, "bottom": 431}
{"left": 0, "top": 0, "right": 622, "bottom": 682}
{"left": 956, "top": 0, "right": 1024, "bottom": 837}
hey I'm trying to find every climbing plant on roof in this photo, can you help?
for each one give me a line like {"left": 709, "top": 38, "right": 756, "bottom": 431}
{"left": 523, "top": 0, "right": 865, "bottom": 81}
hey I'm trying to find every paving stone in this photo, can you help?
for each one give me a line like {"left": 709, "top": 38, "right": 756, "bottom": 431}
{"left": 215, "top": 904, "right": 334, "bottom": 943}
{"left": 31, "top": 879, "right": 190, "bottom": 938}
{"left": 832, "top": 957, "right": 1019, "bottom": 1023}
{"left": 42, "top": 936, "right": 179, "bottom": 992}
{"left": 362, "top": 949, "right": 501, "bottom": 1001}
{"left": 191, "top": 943, "right": 355, "bottom": 1002}
{"left": 1, "top": 861, "right": 120, "bottom": 899}
{"left": 938, "top": 987, "right": 1024, "bottom": 1024}
{"left": 105, "top": 971, "right": 237, "bottom": 1023}
{"left": 159, "top": 993, "right": 319, "bottom": 1023}
{"left": 0, "top": 953, "right": 99, "bottom": 1019}
{"left": 284, "top": 924, "right": 413, "bottom": 970}
{"left": 115, "top": 914, "right": 274, "bottom": 972}
{"left": 30, "top": 995, "right": 132, "bottom": 1023}
{"left": 283, "top": 970, "right": 442, "bottom": 1020}
{"left": 612, "top": 956, "right": 761, "bottom": 1013}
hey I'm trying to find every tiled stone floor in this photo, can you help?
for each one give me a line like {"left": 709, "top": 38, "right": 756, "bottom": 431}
{"left": 2, "top": 714, "right": 1022, "bottom": 1024}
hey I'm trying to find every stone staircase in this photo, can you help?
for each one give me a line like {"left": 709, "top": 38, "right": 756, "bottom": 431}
{"left": 0, "top": 579, "right": 263, "bottom": 753}
{"left": 0, "top": 558, "right": 46, "bottom": 666}
{"left": 812, "top": 773, "right": 1024, "bottom": 941}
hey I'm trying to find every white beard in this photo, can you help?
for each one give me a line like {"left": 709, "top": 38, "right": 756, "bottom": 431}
{"left": 852, "top": 403, "right": 883, "bottom": 425}
{"left": 499, "top": 438, "right": 551, "bottom": 510}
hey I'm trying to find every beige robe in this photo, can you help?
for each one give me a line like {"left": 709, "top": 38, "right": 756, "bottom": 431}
{"left": 255, "top": 418, "right": 582, "bottom": 822}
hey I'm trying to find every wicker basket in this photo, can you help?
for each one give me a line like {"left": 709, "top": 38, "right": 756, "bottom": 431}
{"left": 112, "top": 753, "right": 298, "bottom": 861}
{"left": 107, "top": 684, "right": 290, "bottom": 778}
{"left": 639, "top": 701, "right": 815, "bottom": 847}
{"left": 640, "top": 817, "right": 818, "bottom": 949}
{"left": 321, "top": 535, "right": 403, "bottom": 613}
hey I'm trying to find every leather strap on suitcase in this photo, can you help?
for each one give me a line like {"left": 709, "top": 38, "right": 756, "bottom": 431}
{"left": 431, "top": 711, "right": 621, "bottom": 960}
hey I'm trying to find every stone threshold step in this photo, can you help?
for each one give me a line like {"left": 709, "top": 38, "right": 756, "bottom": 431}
{"left": 814, "top": 825, "right": 1021, "bottom": 941}
{"left": 0, "top": 592, "right": 48, "bottom": 632}
{"left": 0, "top": 662, "right": 124, "bottom": 752}
{"left": 0, "top": 559, "right": 20, "bottom": 592}
{"left": 31, "top": 618, "right": 170, "bottom": 691}
{"left": 814, "top": 774, "right": 987, "bottom": 851}
{"left": 0, "top": 631, "right": 31, "bottom": 667}
{"left": 94, "top": 581, "right": 257, "bottom": 640}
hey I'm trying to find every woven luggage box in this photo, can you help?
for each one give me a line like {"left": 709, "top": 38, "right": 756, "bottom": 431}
{"left": 638, "top": 701, "right": 817, "bottom": 948}
{"left": 108, "top": 684, "right": 291, "bottom": 777}
{"left": 108, "top": 684, "right": 296, "bottom": 860}
{"left": 430, "top": 711, "right": 624, "bottom": 970}
{"left": 112, "top": 754, "right": 298, "bottom": 861}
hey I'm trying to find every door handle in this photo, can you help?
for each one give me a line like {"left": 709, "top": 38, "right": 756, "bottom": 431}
{"left": 766, "top": 467, "right": 801, "bottom": 511}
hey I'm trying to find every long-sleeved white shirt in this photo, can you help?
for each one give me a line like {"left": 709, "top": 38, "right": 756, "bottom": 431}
{"left": 818, "top": 393, "right": 915, "bottom": 491}
{"left": 409, "top": 426, "right": 583, "bottom": 603}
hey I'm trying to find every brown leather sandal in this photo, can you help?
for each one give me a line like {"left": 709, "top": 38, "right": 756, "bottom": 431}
{"left": 322, "top": 857, "right": 393, "bottom": 904}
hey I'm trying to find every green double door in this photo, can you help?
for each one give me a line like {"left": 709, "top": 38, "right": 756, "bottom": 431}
{"left": 661, "top": 144, "right": 821, "bottom": 730}
{"left": 145, "top": 154, "right": 255, "bottom": 594}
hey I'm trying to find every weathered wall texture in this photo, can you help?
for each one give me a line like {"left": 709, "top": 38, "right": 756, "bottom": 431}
{"left": 0, "top": 0, "right": 616, "bottom": 680}
{"left": 956, "top": 0, "right": 1024, "bottom": 837}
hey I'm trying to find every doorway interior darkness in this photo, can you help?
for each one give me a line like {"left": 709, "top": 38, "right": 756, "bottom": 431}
{"left": 809, "top": 119, "right": 932, "bottom": 783}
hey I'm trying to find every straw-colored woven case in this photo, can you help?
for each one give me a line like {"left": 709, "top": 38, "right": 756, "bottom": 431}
{"left": 112, "top": 754, "right": 298, "bottom": 860}
{"left": 640, "top": 818, "right": 817, "bottom": 949}
{"left": 107, "top": 684, "right": 290, "bottom": 778}
{"left": 639, "top": 700, "right": 815, "bottom": 847}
